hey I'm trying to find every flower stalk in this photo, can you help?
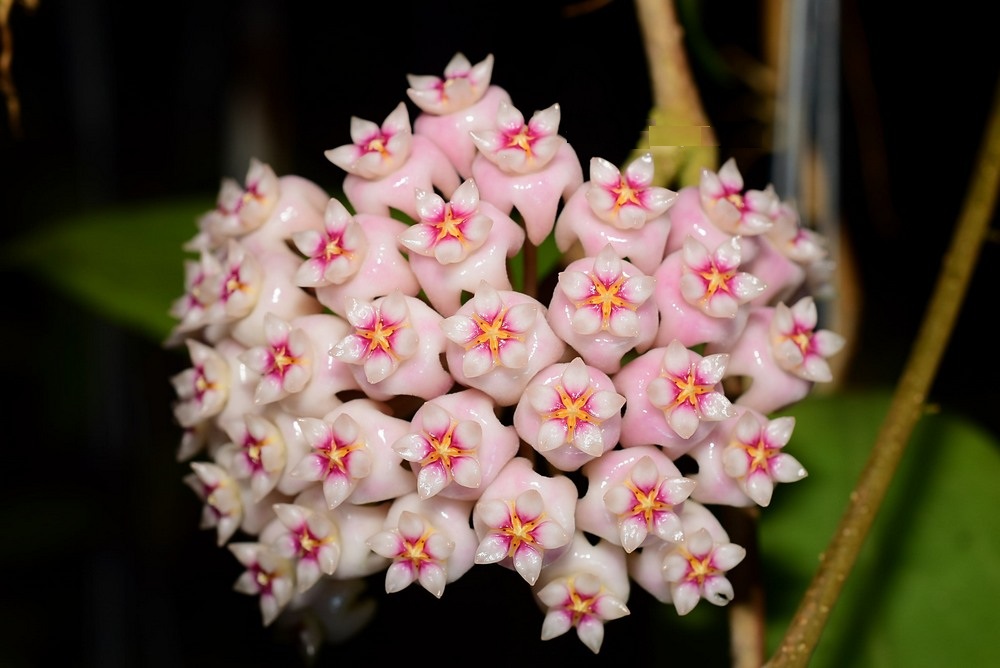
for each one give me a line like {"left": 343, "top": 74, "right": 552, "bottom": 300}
{"left": 765, "top": 75, "right": 1000, "bottom": 668}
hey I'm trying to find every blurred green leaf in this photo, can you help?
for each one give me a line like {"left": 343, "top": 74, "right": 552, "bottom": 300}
{"left": 3, "top": 198, "right": 210, "bottom": 343}
{"left": 761, "top": 390, "right": 1000, "bottom": 666}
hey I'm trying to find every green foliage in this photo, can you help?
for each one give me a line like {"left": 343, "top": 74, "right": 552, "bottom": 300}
{"left": 761, "top": 391, "right": 1000, "bottom": 666}
{"left": 3, "top": 198, "right": 209, "bottom": 343}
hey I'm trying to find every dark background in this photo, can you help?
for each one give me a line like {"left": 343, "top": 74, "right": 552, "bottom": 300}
{"left": 1, "top": 1, "right": 997, "bottom": 666}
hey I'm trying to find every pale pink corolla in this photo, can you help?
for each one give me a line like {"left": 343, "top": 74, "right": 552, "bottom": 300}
{"left": 325, "top": 102, "right": 413, "bottom": 179}
{"left": 398, "top": 179, "right": 494, "bottom": 264}
{"left": 679, "top": 236, "right": 765, "bottom": 318}
{"left": 271, "top": 502, "right": 340, "bottom": 593}
{"left": 291, "top": 198, "right": 367, "bottom": 287}
{"left": 661, "top": 527, "right": 746, "bottom": 615}
{"left": 767, "top": 201, "right": 829, "bottom": 266}
{"left": 699, "top": 157, "right": 778, "bottom": 235}
{"left": 557, "top": 244, "right": 655, "bottom": 338}
{"left": 331, "top": 291, "right": 419, "bottom": 385}
{"left": 392, "top": 402, "right": 482, "bottom": 499}
{"left": 535, "top": 534, "right": 630, "bottom": 654}
{"left": 185, "top": 461, "right": 243, "bottom": 546}
{"left": 204, "top": 239, "right": 261, "bottom": 324}
{"left": 473, "top": 488, "right": 571, "bottom": 585}
{"left": 469, "top": 100, "right": 565, "bottom": 174}
{"left": 290, "top": 413, "right": 372, "bottom": 509}
{"left": 168, "top": 251, "right": 218, "bottom": 338}
{"left": 522, "top": 357, "right": 625, "bottom": 457}
{"left": 406, "top": 52, "right": 494, "bottom": 115}
{"left": 585, "top": 153, "right": 677, "bottom": 230}
{"left": 217, "top": 413, "right": 287, "bottom": 502}
{"left": 770, "top": 296, "right": 846, "bottom": 382}
{"left": 186, "top": 177, "right": 244, "bottom": 251}
{"left": 229, "top": 542, "right": 295, "bottom": 626}
{"left": 440, "top": 281, "right": 536, "bottom": 378}
{"left": 603, "top": 455, "right": 695, "bottom": 553}
{"left": 238, "top": 313, "right": 311, "bottom": 405}
{"left": 722, "top": 412, "right": 806, "bottom": 507}
{"left": 367, "top": 510, "right": 456, "bottom": 598}
{"left": 646, "top": 339, "right": 734, "bottom": 439}
{"left": 236, "top": 157, "right": 281, "bottom": 231}
{"left": 171, "top": 339, "right": 229, "bottom": 428}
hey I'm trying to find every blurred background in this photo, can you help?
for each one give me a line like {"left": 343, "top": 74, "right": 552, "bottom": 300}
{"left": 1, "top": 1, "right": 998, "bottom": 666}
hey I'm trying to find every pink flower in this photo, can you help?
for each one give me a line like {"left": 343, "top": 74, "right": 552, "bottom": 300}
{"left": 238, "top": 313, "right": 311, "bottom": 405}
{"left": 332, "top": 291, "right": 419, "bottom": 385}
{"left": 398, "top": 179, "right": 493, "bottom": 264}
{"left": 216, "top": 413, "right": 287, "bottom": 502}
{"left": 184, "top": 461, "right": 243, "bottom": 546}
{"left": 291, "top": 198, "right": 367, "bottom": 287}
{"left": 645, "top": 339, "right": 734, "bottom": 439}
{"left": 270, "top": 502, "right": 340, "bottom": 593}
{"left": 514, "top": 357, "right": 625, "bottom": 471}
{"left": 699, "top": 157, "right": 779, "bottom": 236}
{"left": 324, "top": 102, "right": 413, "bottom": 179}
{"left": 470, "top": 100, "right": 565, "bottom": 175}
{"left": 171, "top": 339, "right": 229, "bottom": 428}
{"left": 229, "top": 542, "right": 295, "bottom": 626}
{"left": 679, "top": 236, "right": 765, "bottom": 318}
{"left": 585, "top": 153, "right": 677, "bottom": 229}
{"left": 770, "top": 296, "right": 846, "bottom": 382}
{"left": 393, "top": 401, "right": 481, "bottom": 499}
{"left": 406, "top": 52, "right": 495, "bottom": 115}
{"left": 722, "top": 411, "right": 807, "bottom": 506}
{"left": 661, "top": 526, "right": 746, "bottom": 615}
{"left": 534, "top": 533, "right": 631, "bottom": 654}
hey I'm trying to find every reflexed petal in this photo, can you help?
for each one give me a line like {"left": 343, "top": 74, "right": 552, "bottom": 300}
{"left": 772, "top": 453, "right": 808, "bottom": 483}
{"left": 393, "top": 433, "right": 432, "bottom": 461}
{"left": 512, "top": 545, "right": 543, "bottom": 584}
{"left": 713, "top": 543, "right": 747, "bottom": 571}
{"left": 417, "top": 463, "right": 449, "bottom": 498}
{"left": 451, "top": 456, "right": 482, "bottom": 489}
{"left": 384, "top": 561, "right": 417, "bottom": 593}
{"left": 745, "top": 470, "right": 776, "bottom": 506}
{"left": 536, "top": 421, "right": 568, "bottom": 452}
{"left": 368, "top": 530, "right": 404, "bottom": 558}
{"left": 668, "top": 404, "right": 701, "bottom": 439}
{"left": 540, "top": 610, "right": 574, "bottom": 641}
{"left": 574, "top": 422, "right": 605, "bottom": 456}
{"left": 696, "top": 353, "right": 730, "bottom": 385}
{"left": 496, "top": 339, "right": 528, "bottom": 369}
{"left": 577, "top": 617, "right": 606, "bottom": 654}
{"left": 703, "top": 576, "right": 735, "bottom": 606}
{"left": 698, "top": 392, "right": 734, "bottom": 421}
{"left": 572, "top": 308, "right": 603, "bottom": 335}
{"left": 587, "top": 390, "right": 626, "bottom": 420}
{"left": 418, "top": 563, "right": 448, "bottom": 598}
{"left": 474, "top": 534, "right": 511, "bottom": 564}
{"left": 475, "top": 499, "right": 511, "bottom": 528}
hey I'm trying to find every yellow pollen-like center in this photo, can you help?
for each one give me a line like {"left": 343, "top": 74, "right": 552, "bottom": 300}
{"left": 421, "top": 420, "right": 468, "bottom": 470}
{"left": 508, "top": 129, "right": 533, "bottom": 156}
{"left": 367, "top": 137, "right": 388, "bottom": 156}
{"left": 272, "top": 345, "right": 298, "bottom": 374}
{"left": 741, "top": 438, "right": 775, "bottom": 473}
{"left": 435, "top": 207, "right": 467, "bottom": 242}
{"left": 256, "top": 571, "right": 271, "bottom": 588}
{"left": 699, "top": 265, "right": 735, "bottom": 298}
{"left": 791, "top": 331, "right": 811, "bottom": 353}
{"left": 544, "top": 385, "right": 598, "bottom": 443}
{"left": 725, "top": 192, "right": 745, "bottom": 210}
{"left": 402, "top": 530, "right": 435, "bottom": 566}
{"left": 580, "top": 274, "right": 633, "bottom": 329}
{"left": 321, "top": 440, "right": 364, "bottom": 475}
{"left": 567, "top": 585, "right": 598, "bottom": 624}
{"left": 468, "top": 308, "right": 521, "bottom": 363}
{"left": 323, "top": 238, "right": 348, "bottom": 261}
{"left": 299, "top": 529, "right": 330, "bottom": 555}
{"left": 613, "top": 178, "right": 641, "bottom": 209}
{"left": 685, "top": 551, "right": 718, "bottom": 585}
{"left": 358, "top": 318, "right": 404, "bottom": 357}
{"left": 247, "top": 437, "right": 268, "bottom": 464}
{"left": 625, "top": 480, "right": 669, "bottom": 527}
{"left": 672, "top": 371, "right": 711, "bottom": 408}
{"left": 504, "top": 505, "right": 542, "bottom": 557}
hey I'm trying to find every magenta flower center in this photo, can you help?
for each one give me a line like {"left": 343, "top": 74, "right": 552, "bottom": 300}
{"left": 698, "top": 264, "right": 736, "bottom": 298}
{"left": 576, "top": 274, "right": 633, "bottom": 329}
{"left": 543, "top": 385, "right": 600, "bottom": 443}
{"left": 624, "top": 479, "right": 671, "bottom": 528}
{"left": 420, "top": 420, "right": 469, "bottom": 470}
{"left": 613, "top": 178, "right": 642, "bottom": 209}
{"left": 684, "top": 550, "right": 719, "bottom": 586}
{"left": 670, "top": 370, "right": 712, "bottom": 408}
{"left": 317, "top": 435, "right": 363, "bottom": 477}
{"left": 501, "top": 504, "right": 544, "bottom": 558}
{"left": 468, "top": 307, "right": 522, "bottom": 362}
{"left": 400, "top": 529, "right": 435, "bottom": 569}
{"left": 739, "top": 436, "right": 778, "bottom": 473}
{"left": 504, "top": 126, "right": 539, "bottom": 156}
{"left": 356, "top": 316, "right": 405, "bottom": 359}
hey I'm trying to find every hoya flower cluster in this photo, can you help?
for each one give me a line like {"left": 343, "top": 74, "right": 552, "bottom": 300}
{"left": 168, "top": 53, "right": 843, "bottom": 654}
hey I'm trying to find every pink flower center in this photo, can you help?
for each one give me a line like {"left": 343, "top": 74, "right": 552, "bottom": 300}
{"left": 356, "top": 317, "right": 405, "bottom": 359}
{"left": 502, "top": 504, "right": 544, "bottom": 557}
{"left": 613, "top": 179, "right": 641, "bottom": 209}
{"left": 624, "top": 480, "right": 671, "bottom": 528}
{"left": 684, "top": 551, "right": 719, "bottom": 586}
{"left": 577, "top": 274, "right": 633, "bottom": 329}
{"left": 420, "top": 420, "right": 469, "bottom": 471}
{"left": 698, "top": 264, "right": 736, "bottom": 297}
{"left": 670, "top": 370, "right": 712, "bottom": 408}
{"left": 468, "top": 307, "right": 522, "bottom": 362}
{"left": 543, "top": 385, "right": 599, "bottom": 443}
{"left": 740, "top": 436, "right": 778, "bottom": 473}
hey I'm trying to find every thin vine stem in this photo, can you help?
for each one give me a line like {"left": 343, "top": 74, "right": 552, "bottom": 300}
{"left": 765, "top": 74, "right": 1000, "bottom": 668}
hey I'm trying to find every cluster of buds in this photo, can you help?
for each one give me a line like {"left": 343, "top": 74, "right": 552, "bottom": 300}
{"left": 168, "top": 53, "right": 844, "bottom": 654}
